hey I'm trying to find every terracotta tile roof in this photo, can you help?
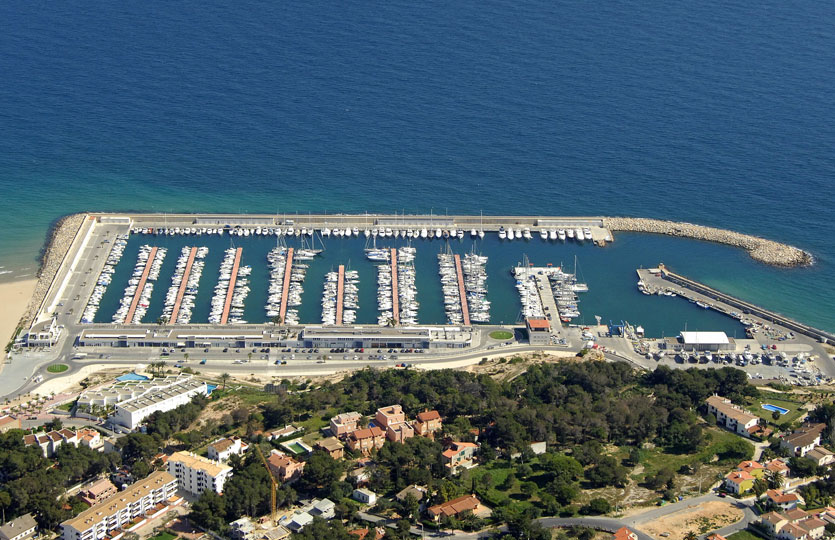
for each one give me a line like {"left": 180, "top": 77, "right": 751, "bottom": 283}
{"left": 767, "top": 489, "right": 799, "bottom": 504}
{"left": 349, "top": 426, "right": 384, "bottom": 440}
{"left": 761, "top": 512, "right": 788, "bottom": 526}
{"left": 613, "top": 527, "right": 638, "bottom": 540}
{"left": 725, "top": 470, "right": 754, "bottom": 484}
{"left": 765, "top": 459, "right": 790, "bottom": 473}
{"left": 526, "top": 317, "right": 550, "bottom": 329}
{"left": 785, "top": 508, "right": 809, "bottom": 521}
{"left": 800, "top": 518, "right": 826, "bottom": 532}
{"left": 781, "top": 523, "right": 807, "bottom": 539}
{"left": 417, "top": 410, "right": 441, "bottom": 422}
{"left": 428, "top": 494, "right": 481, "bottom": 519}
{"left": 706, "top": 395, "right": 758, "bottom": 425}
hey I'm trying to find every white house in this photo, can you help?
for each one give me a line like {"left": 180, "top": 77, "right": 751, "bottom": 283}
{"left": 207, "top": 437, "right": 249, "bottom": 462}
{"left": 352, "top": 488, "right": 377, "bottom": 505}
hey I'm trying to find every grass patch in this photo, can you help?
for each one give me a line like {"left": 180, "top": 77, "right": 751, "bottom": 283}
{"left": 749, "top": 394, "right": 805, "bottom": 426}
{"left": 727, "top": 529, "right": 767, "bottom": 540}
{"left": 636, "top": 428, "right": 748, "bottom": 481}
{"left": 490, "top": 331, "right": 514, "bottom": 340}
{"left": 148, "top": 533, "right": 177, "bottom": 540}
{"left": 47, "top": 363, "right": 69, "bottom": 373}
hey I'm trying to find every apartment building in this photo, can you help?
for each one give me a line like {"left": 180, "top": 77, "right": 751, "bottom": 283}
{"left": 167, "top": 451, "right": 232, "bottom": 495}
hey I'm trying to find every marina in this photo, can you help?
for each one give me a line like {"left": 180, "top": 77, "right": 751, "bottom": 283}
{"left": 219, "top": 247, "right": 243, "bottom": 325}
{"left": 120, "top": 246, "right": 165, "bottom": 325}
{"left": 513, "top": 259, "right": 588, "bottom": 325}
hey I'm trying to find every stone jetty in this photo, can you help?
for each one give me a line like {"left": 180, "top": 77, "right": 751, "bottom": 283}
{"left": 604, "top": 217, "right": 813, "bottom": 267}
{"left": 21, "top": 213, "right": 86, "bottom": 326}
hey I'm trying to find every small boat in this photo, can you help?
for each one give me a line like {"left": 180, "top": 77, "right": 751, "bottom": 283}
{"left": 539, "top": 229, "right": 548, "bottom": 240}
{"left": 498, "top": 227, "right": 507, "bottom": 240}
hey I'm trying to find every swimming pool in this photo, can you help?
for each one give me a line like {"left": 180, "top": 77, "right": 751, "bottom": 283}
{"left": 116, "top": 373, "right": 149, "bottom": 382}
{"left": 762, "top": 403, "right": 789, "bottom": 415}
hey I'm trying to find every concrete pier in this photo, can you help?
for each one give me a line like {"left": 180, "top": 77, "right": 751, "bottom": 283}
{"left": 278, "top": 248, "right": 295, "bottom": 324}
{"left": 125, "top": 247, "right": 158, "bottom": 324}
{"left": 534, "top": 273, "right": 560, "bottom": 330}
{"left": 219, "top": 248, "right": 242, "bottom": 325}
{"left": 336, "top": 264, "right": 345, "bottom": 326}
{"left": 169, "top": 247, "right": 197, "bottom": 323}
{"left": 390, "top": 248, "right": 399, "bottom": 325}
{"left": 453, "top": 254, "right": 471, "bottom": 326}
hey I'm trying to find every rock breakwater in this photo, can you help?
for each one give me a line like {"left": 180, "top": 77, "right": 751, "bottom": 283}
{"left": 605, "top": 217, "right": 813, "bottom": 267}
{"left": 21, "top": 213, "right": 86, "bottom": 327}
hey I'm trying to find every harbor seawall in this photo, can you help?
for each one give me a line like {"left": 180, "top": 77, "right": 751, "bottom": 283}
{"left": 604, "top": 217, "right": 813, "bottom": 267}
{"left": 22, "top": 213, "right": 87, "bottom": 327}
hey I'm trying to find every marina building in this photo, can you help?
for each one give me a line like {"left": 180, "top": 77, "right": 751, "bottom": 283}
{"left": 300, "top": 326, "right": 473, "bottom": 350}
{"left": 678, "top": 331, "right": 732, "bottom": 352}
{"left": 109, "top": 376, "right": 208, "bottom": 429}
{"left": 525, "top": 318, "right": 551, "bottom": 345}
{"left": 167, "top": 451, "right": 232, "bottom": 495}
{"left": 60, "top": 470, "right": 178, "bottom": 540}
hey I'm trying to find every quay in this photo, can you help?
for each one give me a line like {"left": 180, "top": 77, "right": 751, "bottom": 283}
{"left": 278, "top": 248, "right": 295, "bottom": 324}
{"left": 534, "top": 272, "right": 560, "bottom": 331}
{"left": 169, "top": 247, "right": 198, "bottom": 323}
{"left": 219, "top": 248, "right": 243, "bottom": 325}
{"left": 336, "top": 264, "right": 345, "bottom": 325}
{"left": 638, "top": 265, "right": 835, "bottom": 344}
{"left": 390, "top": 248, "right": 399, "bottom": 325}
{"left": 453, "top": 254, "right": 471, "bottom": 326}
{"left": 124, "top": 246, "right": 158, "bottom": 324}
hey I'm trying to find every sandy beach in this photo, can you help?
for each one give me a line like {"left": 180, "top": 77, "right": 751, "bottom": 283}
{"left": 0, "top": 279, "right": 37, "bottom": 346}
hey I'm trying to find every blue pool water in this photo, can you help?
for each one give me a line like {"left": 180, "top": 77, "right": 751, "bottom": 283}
{"left": 206, "top": 384, "right": 217, "bottom": 394}
{"left": 761, "top": 404, "right": 789, "bottom": 415}
{"left": 115, "top": 373, "right": 149, "bottom": 382}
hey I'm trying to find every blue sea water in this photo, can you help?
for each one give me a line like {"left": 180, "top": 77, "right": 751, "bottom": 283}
{"left": 0, "top": 0, "right": 833, "bottom": 331}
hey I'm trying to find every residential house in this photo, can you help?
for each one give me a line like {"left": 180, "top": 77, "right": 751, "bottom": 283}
{"left": 77, "top": 428, "right": 103, "bottom": 451}
{"left": 23, "top": 429, "right": 80, "bottom": 457}
{"left": 349, "top": 466, "right": 370, "bottom": 486}
{"left": 352, "top": 488, "right": 377, "bottom": 505}
{"left": 530, "top": 441, "right": 547, "bottom": 455}
{"left": 330, "top": 412, "right": 362, "bottom": 437}
{"left": 738, "top": 460, "right": 766, "bottom": 479}
{"left": 707, "top": 535, "right": 727, "bottom": 540}
{"left": 285, "top": 513, "right": 313, "bottom": 533}
{"left": 308, "top": 498, "right": 336, "bottom": 520}
{"left": 267, "top": 450, "right": 305, "bottom": 483}
{"left": 230, "top": 517, "right": 257, "bottom": 540}
{"left": 349, "top": 528, "right": 386, "bottom": 540}
{"left": 806, "top": 446, "right": 835, "bottom": 467}
{"left": 396, "top": 485, "right": 428, "bottom": 503}
{"left": 79, "top": 477, "right": 117, "bottom": 506}
{"left": 781, "top": 424, "right": 826, "bottom": 457}
{"left": 207, "top": 436, "right": 249, "bottom": 462}
{"left": 442, "top": 442, "right": 479, "bottom": 474}
{"left": 375, "top": 405, "right": 405, "bottom": 429}
{"left": 613, "top": 528, "right": 639, "bottom": 540}
{"left": 0, "top": 513, "right": 37, "bottom": 540}
{"left": 428, "top": 494, "right": 488, "bottom": 521}
{"left": 724, "top": 470, "right": 754, "bottom": 495}
{"left": 316, "top": 437, "right": 344, "bottom": 460}
{"left": 386, "top": 422, "right": 415, "bottom": 444}
{"left": 347, "top": 426, "right": 385, "bottom": 454}
{"left": 167, "top": 451, "right": 233, "bottom": 495}
{"left": 705, "top": 395, "right": 760, "bottom": 437}
{"left": 267, "top": 425, "right": 300, "bottom": 441}
{"left": 0, "top": 415, "right": 21, "bottom": 433}
{"left": 766, "top": 489, "right": 804, "bottom": 511}
{"left": 414, "top": 410, "right": 442, "bottom": 438}
{"left": 759, "top": 509, "right": 826, "bottom": 540}
{"left": 765, "top": 458, "right": 792, "bottom": 478}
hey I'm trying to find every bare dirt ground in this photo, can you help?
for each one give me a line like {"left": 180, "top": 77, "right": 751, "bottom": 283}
{"left": 640, "top": 501, "right": 743, "bottom": 540}
{"left": 464, "top": 350, "right": 580, "bottom": 381}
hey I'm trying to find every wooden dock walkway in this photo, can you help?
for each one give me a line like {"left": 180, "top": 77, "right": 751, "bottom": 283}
{"left": 220, "top": 248, "right": 243, "bottom": 325}
{"left": 278, "top": 248, "right": 295, "bottom": 324}
{"left": 336, "top": 264, "right": 345, "bottom": 325}
{"left": 453, "top": 254, "right": 470, "bottom": 326}
{"left": 390, "top": 248, "right": 399, "bottom": 325}
{"left": 169, "top": 247, "right": 197, "bottom": 323}
{"left": 125, "top": 247, "right": 158, "bottom": 324}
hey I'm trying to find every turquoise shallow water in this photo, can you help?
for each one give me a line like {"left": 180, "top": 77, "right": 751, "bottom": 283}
{"left": 0, "top": 0, "right": 833, "bottom": 331}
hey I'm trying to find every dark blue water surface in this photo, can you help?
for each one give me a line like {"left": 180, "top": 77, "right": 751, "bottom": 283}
{"left": 0, "top": 0, "right": 833, "bottom": 330}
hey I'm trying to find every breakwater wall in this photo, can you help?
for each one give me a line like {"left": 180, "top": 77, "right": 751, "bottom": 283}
{"left": 22, "top": 213, "right": 86, "bottom": 327}
{"left": 604, "top": 217, "right": 812, "bottom": 267}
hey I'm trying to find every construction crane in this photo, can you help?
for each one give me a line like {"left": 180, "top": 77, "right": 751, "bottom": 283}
{"left": 255, "top": 444, "right": 278, "bottom": 525}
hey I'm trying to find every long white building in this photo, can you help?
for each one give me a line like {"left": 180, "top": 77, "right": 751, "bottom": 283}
{"left": 167, "top": 451, "right": 232, "bottom": 495}
{"left": 109, "top": 376, "right": 208, "bottom": 429}
{"left": 60, "top": 470, "right": 177, "bottom": 540}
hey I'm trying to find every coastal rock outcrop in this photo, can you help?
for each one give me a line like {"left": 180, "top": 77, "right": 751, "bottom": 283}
{"left": 604, "top": 217, "right": 813, "bottom": 267}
